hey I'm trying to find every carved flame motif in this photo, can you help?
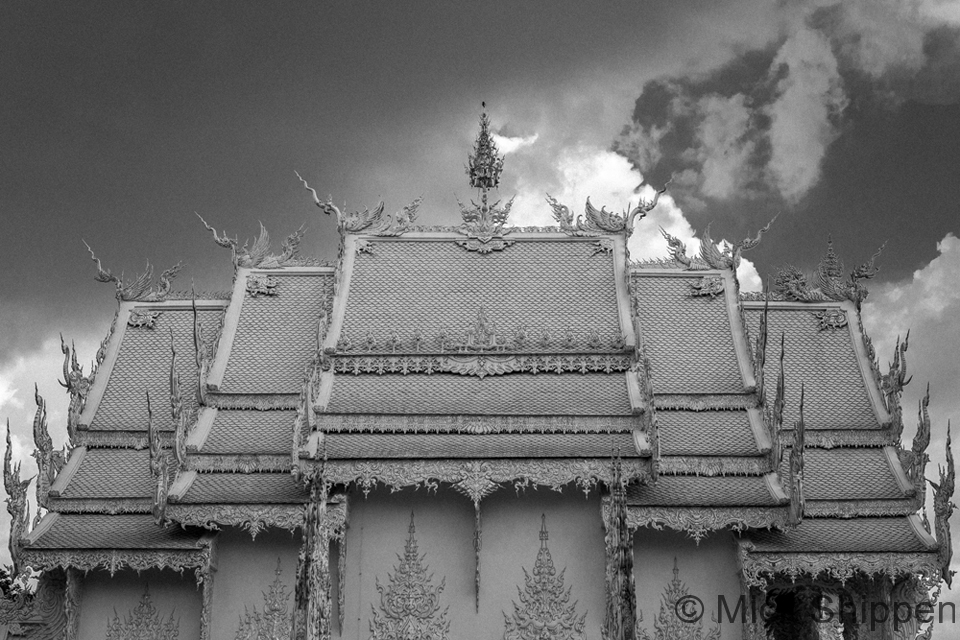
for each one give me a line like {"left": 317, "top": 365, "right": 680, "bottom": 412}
{"left": 128, "top": 310, "right": 162, "bottom": 329}
{"left": 236, "top": 560, "right": 293, "bottom": 640}
{"left": 636, "top": 559, "right": 720, "bottom": 640}
{"left": 370, "top": 513, "right": 450, "bottom": 640}
{"left": 246, "top": 275, "right": 279, "bottom": 297}
{"left": 105, "top": 588, "right": 180, "bottom": 640}
{"left": 503, "top": 515, "right": 587, "bottom": 640}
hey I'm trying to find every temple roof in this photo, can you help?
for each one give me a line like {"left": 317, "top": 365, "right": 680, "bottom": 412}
{"left": 24, "top": 513, "right": 208, "bottom": 550}
{"left": 23, "top": 200, "right": 946, "bottom": 577}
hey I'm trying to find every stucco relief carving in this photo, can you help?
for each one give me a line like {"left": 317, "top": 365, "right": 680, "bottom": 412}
{"left": 503, "top": 515, "right": 586, "bottom": 640}
{"left": 313, "top": 458, "right": 650, "bottom": 498}
{"left": 85, "top": 242, "right": 183, "bottom": 302}
{"left": 636, "top": 559, "right": 720, "bottom": 640}
{"left": 737, "top": 547, "right": 942, "bottom": 588}
{"left": 623, "top": 506, "right": 788, "bottom": 544}
{"left": 689, "top": 276, "right": 724, "bottom": 299}
{"left": 370, "top": 513, "right": 450, "bottom": 640}
{"left": 167, "top": 504, "right": 304, "bottom": 538}
{"left": 20, "top": 548, "right": 211, "bottom": 583}
{"left": 236, "top": 560, "right": 293, "bottom": 640}
{"left": 811, "top": 308, "right": 848, "bottom": 331}
{"left": 333, "top": 352, "right": 632, "bottom": 377}
{"left": 105, "top": 588, "right": 179, "bottom": 640}
{"left": 128, "top": 310, "right": 162, "bottom": 328}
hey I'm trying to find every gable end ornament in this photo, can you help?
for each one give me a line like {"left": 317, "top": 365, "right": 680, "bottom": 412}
{"left": 85, "top": 242, "right": 183, "bottom": 303}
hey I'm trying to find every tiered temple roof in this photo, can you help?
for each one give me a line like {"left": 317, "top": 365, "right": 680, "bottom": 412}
{"left": 3, "top": 111, "right": 954, "bottom": 638}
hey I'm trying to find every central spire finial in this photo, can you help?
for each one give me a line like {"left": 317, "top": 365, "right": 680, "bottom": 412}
{"left": 467, "top": 103, "right": 504, "bottom": 192}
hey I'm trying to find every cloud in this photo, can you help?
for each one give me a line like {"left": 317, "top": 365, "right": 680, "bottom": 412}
{"left": 764, "top": 24, "right": 846, "bottom": 202}
{"left": 614, "top": 1, "right": 960, "bottom": 215}
{"left": 492, "top": 132, "right": 539, "bottom": 155}
{"left": 861, "top": 233, "right": 960, "bottom": 597}
{"left": 504, "top": 139, "right": 762, "bottom": 289}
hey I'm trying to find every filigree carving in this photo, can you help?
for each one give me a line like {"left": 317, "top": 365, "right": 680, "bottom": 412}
{"left": 450, "top": 464, "right": 500, "bottom": 613}
{"left": 549, "top": 188, "right": 664, "bottom": 239}
{"left": 128, "top": 310, "right": 162, "bottom": 328}
{"left": 313, "top": 458, "right": 650, "bottom": 498}
{"left": 774, "top": 240, "right": 884, "bottom": 309}
{"left": 146, "top": 392, "right": 169, "bottom": 526}
{"left": 370, "top": 513, "right": 450, "bottom": 640}
{"left": 503, "top": 515, "right": 586, "bottom": 640}
{"left": 106, "top": 587, "right": 179, "bottom": 640}
{"left": 198, "top": 215, "right": 307, "bottom": 270}
{"left": 314, "top": 414, "right": 638, "bottom": 435}
{"left": 881, "top": 332, "right": 911, "bottom": 441}
{"left": 31, "top": 386, "right": 63, "bottom": 512}
{"left": 787, "top": 385, "right": 806, "bottom": 527}
{"left": 21, "top": 548, "right": 211, "bottom": 580}
{"left": 4, "top": 421, "right": 31, "bottom": 577}
{"left": 296, "top": 482, "right": 332, "bottom": 640}
{"left": 931, "top": 423, "right": 955, "bottom": 587}
{"left": 246, "top": 274, "right": 279, "bottom": 297}
{"left": 0, "top": 569, "right": 70, "bottom": 638}
{"left": 811, "top": 308, "right": 847, "bottom": 331}
{"left": 652, "top": 394, "right": 757, "bottom": 411}
{"left": 604, "top": 460, "right": 637, "bottom": 640}
{"left": 689, "top": 276, "right": 724, "bottom": 298}
{"left": 169, "top": 336, "right": 188, "bottom": 472}
{"left": 236, "top": 560, "right": 293, "bottom": 640}
{"left": 185, "top": 454, "right": 292, "bottom": 474}
{"left": 207, "top": 394, "right": 299, "bottom": 410}
{"left": 623, "top": 506, "right": 788, "bottom": 543}
{"left": 904, "top": 386, "right": 932, "bottom": 492}
{"left": 737, "top": 547, "right": 942, "bottom": 588}
{"left": 657, "top": 457, "right": 770, "bottom": 476}
{"left": 167, "top": 505, "right": 305, "bottom": 538}
{"left": 332, "top": 353, "right": 632, "bottom": 377}
{"left": 59, "top": 335, "right": 94, "bottom": 444}
{"left": 636, "top": 558, "right": 721, "bottom": 640}
{"left": 85, "top": 242, "right": 183, "bottom": 302}
{"left": 297, "top": 173, "right": 424, "bottom": 239}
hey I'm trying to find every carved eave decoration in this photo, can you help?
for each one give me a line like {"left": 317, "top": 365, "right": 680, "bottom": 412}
{"left": 60, "top": 333, "right": 99, "bottom": 444}
{"left": 166, "top": 500, "right": 347, "bottom": 541}
{"left": 84, "top": 242, "right": 184, "bottom": 303}
{"left": 737, "top": 544, "right": 943, "bottom": 588}
{"left": 21, "top": 543, "right": 214, "bottom": 583}
{"left": 659, "top": 216, "right": 774, "bottom": 271}
{"left": 31, "top": 386, "right": 64, "bottom": 512}
{"left": 302, "top": 458, "right": 651, "bottom": 498}
{"left": 620, "top": 505, "right": 789, "bottom": 544}
{"left": 657, "top": 456, "right": 771, "bottom": 477}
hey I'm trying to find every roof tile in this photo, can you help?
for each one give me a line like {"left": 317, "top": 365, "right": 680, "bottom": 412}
{"left": 745, "top": 517, "right": 930, "bottom": 553}
{"left": 27, "top": 514, "right": 205, "bottom": 550}
{"left": 657, "top": 410, "right": 759, "bottom": 456}
{"left": 631, "top": 275, "right": 743, "bottom": 394}
{"left": 202, "top": 410, "right": 295, "bottom": 455}
{"left": 324, "top": 432, "right": 638, "bottom": 458}
{"left": 627, "top": 476, "right": 777, "bottom": 506}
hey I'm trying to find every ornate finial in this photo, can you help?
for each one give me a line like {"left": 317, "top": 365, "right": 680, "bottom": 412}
{"left": 933, "top": 421, "right": 956, "bottom": 587}
{"left": 539, "top": 514, "right": 549, "bottom": 546}
{"left": 467, "top": 105, "right": 504, "bottom": 191}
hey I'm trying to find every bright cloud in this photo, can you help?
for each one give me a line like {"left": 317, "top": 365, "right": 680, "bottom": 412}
{"left": 492, "top": 133, "right": 539, "bottom": 155}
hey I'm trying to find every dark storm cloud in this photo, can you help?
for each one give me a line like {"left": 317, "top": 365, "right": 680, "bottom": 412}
{"left": 613, "top": 2, "right": 960, "bottom": 281}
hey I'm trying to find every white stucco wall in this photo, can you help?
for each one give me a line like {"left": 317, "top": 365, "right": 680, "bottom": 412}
{"left": 633, "top": 528, "right": 744, "bottom": 640}
{"left": 77, "top": 567, "right": 201, "bottom": 640}
{"left": 338, "top": 485, "right": 607, "bottom": 640}
{"left": 208, "top": 527, "right": 302, "bottom": 640}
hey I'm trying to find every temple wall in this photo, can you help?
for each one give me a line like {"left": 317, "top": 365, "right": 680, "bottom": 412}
{"left": 76, "top": 567, "right": 201, "bottom": 640}
{"left": 633, "top": 528, "right": 744, "bottom": 640}
{"left": 339, "top": 485, "right": 607, "bottom": 640}
{"left": 208, "top": 527, "right": 302, "bottom": 640}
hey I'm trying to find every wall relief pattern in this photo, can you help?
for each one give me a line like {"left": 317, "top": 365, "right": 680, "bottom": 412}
{"left": 503, "top": 515, "right": 587, "bottom": 640}
{"left": 236, "top": 560, "right": 293, "bottom": 640}
{"left": 636, "top": 559, "right": 720, "bottom": 640}
{"left": 369, "top": 512, "right": 450, "bottom": 640}
{"left": 105, "top": 588, "right": 179, "bottom": 640}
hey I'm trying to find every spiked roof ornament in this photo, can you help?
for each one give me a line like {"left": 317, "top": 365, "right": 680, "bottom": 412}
{"left": 466, "top": 103, "right": 504, "bottom": 191}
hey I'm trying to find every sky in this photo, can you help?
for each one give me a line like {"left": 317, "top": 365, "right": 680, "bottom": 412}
{"left": 2, "top": 0, "right": 960, "bottom": 623}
